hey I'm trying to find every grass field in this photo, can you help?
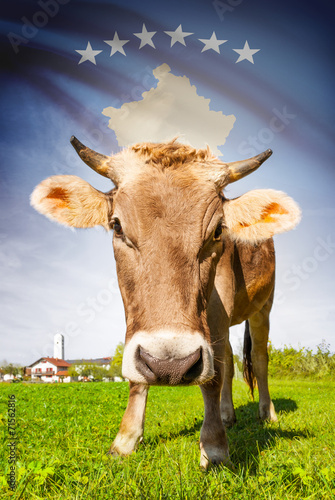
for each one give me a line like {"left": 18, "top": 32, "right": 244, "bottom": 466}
{"left": 0, "top": 378, "right": 334, "bottom": 499}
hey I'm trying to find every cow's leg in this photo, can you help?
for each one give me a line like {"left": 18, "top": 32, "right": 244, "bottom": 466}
{"left": 108, "top": 382, "right": 149, "bottom": 456}
{"left": 248, "top": 299, "right": 277, "bottom": 422}
{"left": 200, "top": 365, "right": 230, "bottom": 468}
{"left": 220, "top": 339, "right": 236, "bottom": 426}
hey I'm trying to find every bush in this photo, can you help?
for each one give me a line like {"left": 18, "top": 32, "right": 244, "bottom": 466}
{"left": 268, "top": 340, "right": 335, "bottom": 378}
{"left": 108, "top": 342, "right": 124, "bottom": 379}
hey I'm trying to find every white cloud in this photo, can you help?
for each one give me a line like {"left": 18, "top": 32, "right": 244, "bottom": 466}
{"left": 102, "top": 63, "right": 236, "bottom": 156}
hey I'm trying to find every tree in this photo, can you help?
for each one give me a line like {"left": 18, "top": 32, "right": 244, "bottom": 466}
{"left": 79, "top": 363, "right": 95, "bottom": 379}
{"left": 233, "top": 354, "right": 243, "bottom": 374}
{"left": 113, "top": 343, "right": 124, "bottom": 368}
{"left": 108, "top": 343, "right": 124, "bottom": 379}
{"left": 91, "top": 365, "right": 108, "bottom": 381}
{"left": 68, "top": 365, "right": 80, "bottom": 378}
{"left": 68, "top": 362, "right": 111, "bottom": 381}
{"left": 1, "top": 363, "right": 23, "bottom": 378}
{"left": 108, "top": 363, "right": 122, "bottom": 379}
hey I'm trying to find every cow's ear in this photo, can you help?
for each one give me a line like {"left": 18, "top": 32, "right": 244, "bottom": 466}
{"left": 31, "top": 175, "right": 113, "bottom": 229}
{"left": 223, "top": 189, "right": 301, "bottom": 244}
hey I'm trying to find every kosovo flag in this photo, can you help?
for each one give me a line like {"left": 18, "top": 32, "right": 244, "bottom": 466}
{"left": 1, "top": 0, "right": 334, "bottom": 363}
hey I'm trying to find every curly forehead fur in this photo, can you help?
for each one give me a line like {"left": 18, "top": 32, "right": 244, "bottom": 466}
{"left": 130, "top": 139, "right": 217, "bottom": 169}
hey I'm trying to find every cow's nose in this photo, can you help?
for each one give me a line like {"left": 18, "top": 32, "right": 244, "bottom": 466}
{"left": 136, "top": 346, "right": 203, "bottom": 385}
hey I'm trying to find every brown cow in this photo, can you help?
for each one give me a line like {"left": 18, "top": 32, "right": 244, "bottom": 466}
{"left": 31, "top": 137, "right": 301, "bottom": 468}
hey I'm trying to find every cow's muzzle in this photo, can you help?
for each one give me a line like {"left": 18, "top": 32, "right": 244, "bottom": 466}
{"left": 136, "top": 346, "right": 203, "bottom": 385}
{"left": 122, "top": 330, "right": 214, "bottom": 386}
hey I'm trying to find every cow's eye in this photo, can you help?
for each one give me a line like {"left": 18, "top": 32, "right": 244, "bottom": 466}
{"left": 213, "top": 223, "right": 222, "bottom": 241}
{"left": 113, "top": 219, "right": 123, "bottom": 237}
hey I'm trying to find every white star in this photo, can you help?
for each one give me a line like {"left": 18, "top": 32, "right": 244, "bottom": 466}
{"left": 233, "top": 40, "right": 260, "bottom": 64}
{"left": 198, "top": 31, "right": 227, "bottom": 54}
{"left": 75, "top": 41, "right": 102, "bottom": 65}
{"left": 164, "top": 24, "right": 193, "bottom": 47}
{"left": 134, "top": 23, "right": 157, "bottom": 49}
{"left": 104, "top": 32, "right": 129, "bottom": 57}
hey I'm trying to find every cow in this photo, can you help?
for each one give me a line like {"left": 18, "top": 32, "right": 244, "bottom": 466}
{"left": 31, "top": 136, "right": 301, "bottom": 468}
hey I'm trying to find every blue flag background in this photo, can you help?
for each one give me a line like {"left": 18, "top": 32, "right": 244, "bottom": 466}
{"left": 1, "top": 0, "right": 334, "bottom": 364}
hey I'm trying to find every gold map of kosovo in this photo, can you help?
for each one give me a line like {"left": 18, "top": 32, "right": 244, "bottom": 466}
{"left": 102, "top": 63, "right": 236, "bottom": 156}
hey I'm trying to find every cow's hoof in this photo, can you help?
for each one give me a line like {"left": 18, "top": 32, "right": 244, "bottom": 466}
{"left": 107, "top": 446, "right": 120, "bottom": 457}
{"left": 259, "top": 401, "right": 278, "bottom": 422}
{"left": 107, "top": 442, "right": 129, "bottom": 457}
{"left": 200, "top": 445, "right": 230, "bottom": 470}
{"left": 107, "top": 433, "right": 139, "bottom": 457}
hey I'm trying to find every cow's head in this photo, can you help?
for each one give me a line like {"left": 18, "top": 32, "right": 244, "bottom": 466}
{"left": 31, "top": 137, "right": 300, "bottom": 386}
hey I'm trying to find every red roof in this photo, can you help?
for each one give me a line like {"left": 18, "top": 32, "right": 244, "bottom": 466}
{"left": 57, "top": 370, "right": 69, "bottom": 376}
{"left": 29, "top": 357, "right": 71, "bottom": 368}
{"left": 44, "top": 358, "right": 71, "bottom": 367}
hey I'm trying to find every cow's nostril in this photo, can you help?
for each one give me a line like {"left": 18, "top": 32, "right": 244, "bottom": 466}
{"left": 136, "top": 346, "right": 202, "bottom": 385}
{"left": 135, "top": 347, "right": 157, "bottom": 383}
{"left": 182, "top": 350, "right": 203, "bottom": 382}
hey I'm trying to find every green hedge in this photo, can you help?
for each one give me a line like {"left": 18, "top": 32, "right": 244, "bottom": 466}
{"left": 268, "top": 340, "right": 335, "bottom": 378}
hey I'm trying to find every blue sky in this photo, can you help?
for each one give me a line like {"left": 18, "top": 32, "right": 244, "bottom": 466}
{"left": 1, "top": 0, "right": 334, "bottom": 365}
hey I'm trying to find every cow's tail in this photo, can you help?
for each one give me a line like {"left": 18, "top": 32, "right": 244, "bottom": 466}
{"left": 243, "top": 320, "right": 256, "bottom": 400}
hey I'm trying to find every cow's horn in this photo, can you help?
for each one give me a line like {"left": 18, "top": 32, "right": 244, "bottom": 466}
{"left": 227, "top": 149, "right": 273, "bottom": 184}
{"left": 70, "top": 136, "right": 123, "bottom": 186}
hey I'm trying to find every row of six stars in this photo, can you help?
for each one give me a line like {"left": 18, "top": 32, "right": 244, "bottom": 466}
{"left": 76, "top": 24, "right": 260, "bottom": 65}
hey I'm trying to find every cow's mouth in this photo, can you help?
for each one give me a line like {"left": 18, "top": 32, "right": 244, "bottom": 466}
{"left": 135, "top": 346, "right": 203, "bottom": 386}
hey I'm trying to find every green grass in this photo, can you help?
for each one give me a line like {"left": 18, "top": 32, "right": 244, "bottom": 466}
{"left": 0, "top": 378, "right": 334, "bottom": 499}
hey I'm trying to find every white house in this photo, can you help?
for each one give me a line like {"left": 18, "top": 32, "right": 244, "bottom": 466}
{"left": 27, "top": 357, "right": 71, "bottom": 383}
